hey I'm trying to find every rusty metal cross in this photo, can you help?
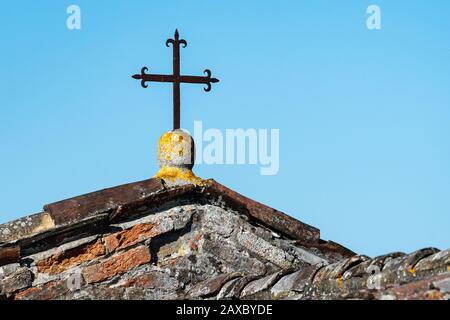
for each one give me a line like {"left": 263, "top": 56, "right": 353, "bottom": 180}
{"left": 132, "top": 29, "right": 219, "bottom": 130}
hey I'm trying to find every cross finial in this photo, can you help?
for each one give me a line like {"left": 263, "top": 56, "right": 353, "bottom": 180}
{"left": 132, "top": 30, "right": 219, "bottom": 130}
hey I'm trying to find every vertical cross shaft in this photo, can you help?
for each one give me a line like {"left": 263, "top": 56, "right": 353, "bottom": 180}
{"left": 172, "top": 30, "right": 181, "bottom": 130}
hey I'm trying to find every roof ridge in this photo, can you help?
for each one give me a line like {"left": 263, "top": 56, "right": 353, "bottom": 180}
{"left": 0, "top": 178, "right": 326, "bottom": 267}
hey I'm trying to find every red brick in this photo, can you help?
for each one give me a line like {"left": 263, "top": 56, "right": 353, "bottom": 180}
{"left": 82, "top": 246, "right": 150, "bottom": 284}
{"left": 36, "top": 239, "right": 105, "bottom": 274}
{"left": 104, "top": 223, "right": 166, "bottom": 253}
{"left": 15, "top": 280, "right": 69, "bottom": 300}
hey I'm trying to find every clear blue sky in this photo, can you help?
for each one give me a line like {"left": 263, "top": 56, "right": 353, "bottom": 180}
{"left": 0, "top": 1, "right": 449, "bottom": 257}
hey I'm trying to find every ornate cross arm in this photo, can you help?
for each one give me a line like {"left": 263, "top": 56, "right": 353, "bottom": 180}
{"left": 132, "top": 68, "right": 174, "bottom": 88}
{"left": 180, "top": 70, "right": 219, "bottom": 92}
{"left": 132, "top": 68, "right": 219, "bottom": 91}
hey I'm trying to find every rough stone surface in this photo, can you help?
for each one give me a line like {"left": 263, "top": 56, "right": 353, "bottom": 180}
{"left": 0, "top": 267, "right": 33, "bottom": 297}
{"left": 0, "top": 212, "right": 54, "bottom": 243}
{"left": 433, "top": 277, "right": 450, "bottom": 293}
{"left": 271, "top": 266, "right": 319, "bottom": 299}
{"left": 188, "top": 272, "right": 241, "bottom": 298}
{"left": 241, "top": 271, "right": 284, "bottom": 298}
{"left": 237, "top": 231, "right": 295, "bottom": 269}
{"left": 0, "top": 180, "right": 448, "bottom": 300}
{"left": 216, "top": 276, "right": 258, "bottom": 299}
{"left": 0, "top": 263, "right": 21, "bottom": 279}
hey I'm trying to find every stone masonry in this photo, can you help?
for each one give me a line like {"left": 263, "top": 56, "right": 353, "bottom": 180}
{"left": 0, "top": 178, "right": 449, "bottom": 300}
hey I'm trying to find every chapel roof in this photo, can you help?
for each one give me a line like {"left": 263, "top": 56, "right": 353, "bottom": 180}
{"left": 1, "top": 177, "right": 449, "bottom": 300}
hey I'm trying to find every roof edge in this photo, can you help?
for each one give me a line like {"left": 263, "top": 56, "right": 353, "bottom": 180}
{"left": 0, "top": 177, "right": 323, "bottom": 266}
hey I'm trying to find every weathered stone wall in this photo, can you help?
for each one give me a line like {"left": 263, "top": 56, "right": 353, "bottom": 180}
{"left": 0, "top": 203, "right": 338, "bottom": 300}
{"left": 1, "top": 175, "right": 449, "bottom": 300}
{"left": 1, "top": 201, "right": 449, "bottom": 300}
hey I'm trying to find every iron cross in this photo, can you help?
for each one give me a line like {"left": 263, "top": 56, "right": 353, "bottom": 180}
{"left": 132, "top": 29, "right": 219, "bottom": 130}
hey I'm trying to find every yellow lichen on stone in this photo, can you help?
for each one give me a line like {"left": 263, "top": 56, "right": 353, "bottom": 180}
{"left": 158, "top": 131, "right": 186, "bottom": 156}
{"left": 154, "top": 166, "right": 204, "bottom": 186}
{"left": 337, "top": 277, "right": 344, "bottom": 289}
{"left": 155, "top": 129, "right": 199, "bottom": 186}
{"left": 408, "top": 266, "right": 416, "bottom": 276}
{"left": 157, "top": 130, "right": 194, "bottom": 170}
{"left": 158, "top": 132, "right": 178, "bottom": 158}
